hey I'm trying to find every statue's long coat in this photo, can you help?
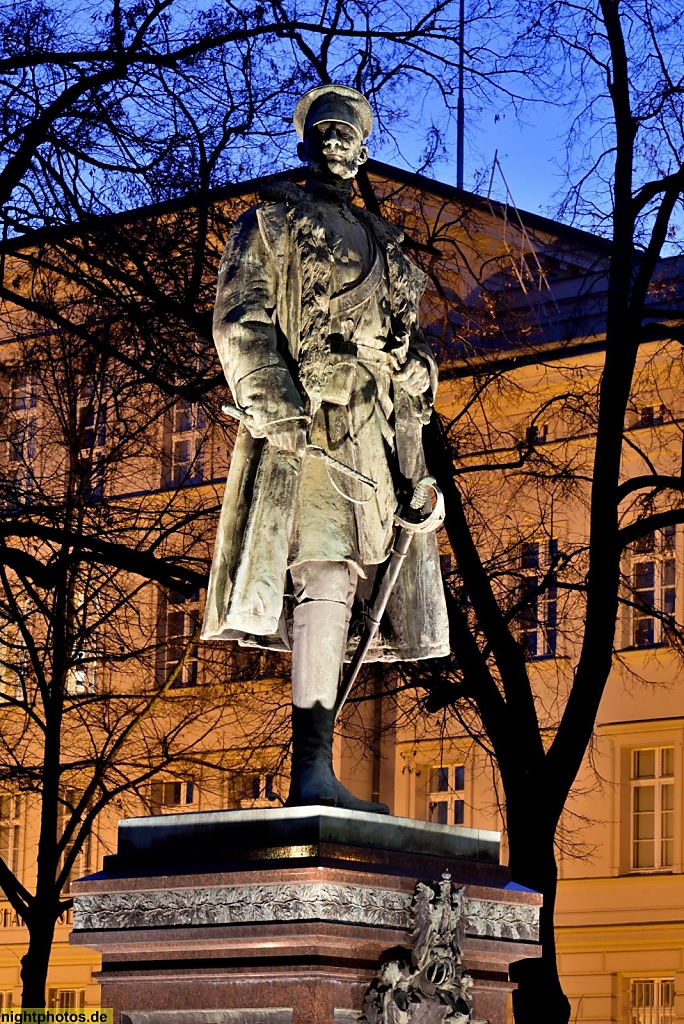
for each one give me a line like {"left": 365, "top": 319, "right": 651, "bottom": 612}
{"left": 201, "top": 183, "right": 449, "bottom": 661}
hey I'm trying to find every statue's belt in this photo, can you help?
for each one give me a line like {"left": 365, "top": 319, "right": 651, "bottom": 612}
{"left": 329, "top": 247, "right": 384, "bottom": 318}
{"left": 355, "top": 343, "right": 402, "bottom": 370}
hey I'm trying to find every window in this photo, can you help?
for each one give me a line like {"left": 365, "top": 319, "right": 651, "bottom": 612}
{"left": 170, "top": 398, "right": 205, "bottom": 487}
{"left": 163, "top": 589, "right": 200, "bottom": 687}
{"left": 440, "top": 553, "right": 453, "bottom": 578}
{"left": 57, "top": 789, "right": 92, "bottom": 887}
{"left": 228, "top": 772, "right": 280, "bottom": 809}
{"left": 77, "top": 383, "right": 107, "bottom": 503}
{"left": 80, "top": 455, "right": 105, "bottom": 503}
{"left": 524, "top": 422, "right": 548, "bottom": 446}
{"left": 630, "top": 978, "right": 674, "bottom": 1024}
{"left": 11, "top": 368, "right": 37, "bottom": 414}
{"left": 636, "top": 405, "right": 666, "bottom": 428}
{"left": 0, "top": 795, "right": 21, "bottom": 873}
{"left": 0, "top": 620, "right": 25, "bottom": 701}
{"left": 65, "top": 593, "right": 98, "bottom": 695}
{"left": 9, "top": 419, "right": 36, "bottom": 474}
{"left": 631, "top": 528, "right": 676, "bottom": 647}
{"left": 48, "top": 990, "right": 85, "bottom": 1009}
{"left": 428, "top": 764, "right": 465, "bottom": 825}
{"left": 77, "top": 386, "right": 107, "bottom": 454}
{"left": 518, "top": 537, "right": 558, "bottom": 657}
{"left": 8, "top": 367, "right": 37, "bottom": 498}
{"left": 631, "top": 747, "right": 674, "bottom": 871}
{"left": 150, "top": 780, "right": 197, "bottom": 815}
{"left": 66, "top": 646, "right": 98, "bottom": 695}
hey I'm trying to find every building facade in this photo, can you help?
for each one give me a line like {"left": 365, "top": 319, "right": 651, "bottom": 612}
{"left": 0, "top": 163, "right": 681, "bottom": 1023}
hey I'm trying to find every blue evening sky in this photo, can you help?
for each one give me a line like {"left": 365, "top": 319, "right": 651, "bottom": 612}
{"left": 456, "top": 110, "right": 567, "bottom": 219}
{"left": 379, "top": 101, "right": 573, "bottom": 223}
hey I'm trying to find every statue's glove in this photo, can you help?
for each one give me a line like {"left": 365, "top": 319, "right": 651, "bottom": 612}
{"left": 263, "top": 416, "right": 309, "bottom": 455}
{"left": 393, "top": 353, "right": 431, "bottom": 396}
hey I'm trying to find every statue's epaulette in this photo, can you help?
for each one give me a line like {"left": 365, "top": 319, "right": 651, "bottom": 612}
{"left": 258, "top": 181, "right": 308, "bottom": 208}
{"left": 354, "top": 206, "right": 404, "bottom": 247}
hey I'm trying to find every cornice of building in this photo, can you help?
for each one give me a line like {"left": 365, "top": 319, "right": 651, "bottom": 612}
{"left": 0, "top": 159, "right": 612, "bottom": 256}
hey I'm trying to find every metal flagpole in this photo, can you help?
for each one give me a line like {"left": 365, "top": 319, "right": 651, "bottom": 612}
{"left": 457, "top": 0, "right": 465, "bottom": 189}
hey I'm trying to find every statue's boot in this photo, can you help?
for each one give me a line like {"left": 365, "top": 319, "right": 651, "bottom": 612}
{"left": 286, "top": 703, "right": 389, "bottom": 814}
{"left": 286, "top": 597, "right": 389, "bottom": 814}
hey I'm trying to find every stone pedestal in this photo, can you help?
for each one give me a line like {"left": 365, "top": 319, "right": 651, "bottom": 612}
{"left": 70, "top": 807, "right": 541, "bottom": 1024}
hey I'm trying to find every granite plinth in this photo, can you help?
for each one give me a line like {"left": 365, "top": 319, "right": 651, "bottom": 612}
{"left": 105, "top": 805, "right": 502, "bottom": 882}
{"left": 71, "top": 807, "right": 541, "bottom": 1024}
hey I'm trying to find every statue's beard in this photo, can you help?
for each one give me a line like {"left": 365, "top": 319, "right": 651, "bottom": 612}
{"left": 310, "top": 151, "right": 360, "bottom": 182}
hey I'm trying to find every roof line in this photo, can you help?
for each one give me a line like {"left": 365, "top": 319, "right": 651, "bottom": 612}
{"left": 0, "top": 166, "right": 307, "bottom": 253}
{"left": 1, "top": 159, "right": 610, "bottom": 254}
{"left": 365, "top": 159, "right": 611, "bottom": 250}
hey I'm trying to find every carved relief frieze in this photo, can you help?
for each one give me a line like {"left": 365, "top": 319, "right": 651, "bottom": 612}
{"left": 73, "top": 879, "right": 538, "bottom": 945}
{"left": 465, "top": 898, "right": 539, "bottom": 942}
{"left": 73, "top": 881, "right": 409, "bottom": 932}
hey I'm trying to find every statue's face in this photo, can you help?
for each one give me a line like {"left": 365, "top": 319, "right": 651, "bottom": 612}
{"left": 299, "top": 120, "right": 368, "bottom": 181}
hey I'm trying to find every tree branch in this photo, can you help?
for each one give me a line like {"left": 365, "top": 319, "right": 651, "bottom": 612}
{"left": 617, "top": 474, "right": 684, "bottom": 502}
{"left": 620, "top": 509, "right": 684, "bottom": 548}
{"left": 0, "top": 522, "right": 209, "bottom": 594}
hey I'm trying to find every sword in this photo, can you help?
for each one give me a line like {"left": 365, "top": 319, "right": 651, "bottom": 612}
{"left": 221, "top": 403, "right": 377, "bottom": 492}
{"left": 334, "top": 475, "right": 445, "bottom": 720}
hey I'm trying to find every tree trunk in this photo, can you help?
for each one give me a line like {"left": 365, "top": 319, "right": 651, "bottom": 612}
{"left": 507, "top": 812, "right": 570, "bottom": 1024}
{"left": 20, "top": 907, "right": 58, "bottom": 1007}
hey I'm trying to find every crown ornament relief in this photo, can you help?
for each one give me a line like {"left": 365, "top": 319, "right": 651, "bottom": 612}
{"left": 359, "top": 871, "right": 474, "bottom": 1024}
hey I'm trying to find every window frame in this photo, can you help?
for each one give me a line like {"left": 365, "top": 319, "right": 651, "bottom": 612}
{"left": 162, "top": 589, "right": 201, "bottom": 688}
{"left": 8, "top": 366, "right": 38, "bottom": 499}
{"left": 629, "top": 976, "right": 675, "bottom": 1024}
{"left": 48, "top": 989, "right": 86, "bottom": 1010}
{"left": 150, "top": 779, "right": 198, "bottom": 815}
{"left": 629, "top": 527, "right": 677, "bottom": 649}
{"left": 518, "top": 535, "right": 559, "bottom": 659}
{"left": 427, "top": 763, "right": 466, "bottom": 826}
{"left": 630, "top": 746, "right": 675, "bottom": 873}
{"left": 65, "top": 592, "right": 100, "bottom": 696}
{"left": 0, "top": 616, "right": 27, "bottom": 702}
{"left": 634, "top": 404, "right": 666, "bottom": 428}
{"left": 0, "top": 794, "right": 21, "bottom": 875}
{"left": 169, "top": 397, "right": 206, "bottom": 488}
{"left": 227, "top": 771, "right": 281, "bottom": 809}
{"left": 75, "top": 379, "right": 109, "bottom": 504}
{"left": 57, "top": 788, "right": 92, "bottom": 888}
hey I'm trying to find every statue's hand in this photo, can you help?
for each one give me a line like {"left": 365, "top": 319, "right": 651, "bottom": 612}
{"left": 264, "top": 417, "right": 309, "bottom": 455}
{"left": 394, "top": 354, "right": 431, "bottom": 397}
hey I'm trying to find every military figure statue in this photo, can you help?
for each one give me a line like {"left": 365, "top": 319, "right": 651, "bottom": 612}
{"left": 202, "top": 84, "right": 449, "bottom": 813}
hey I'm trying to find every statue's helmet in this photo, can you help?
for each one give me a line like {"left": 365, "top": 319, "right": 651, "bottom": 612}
{"left": 293, "top": 84, "right": 374, "bottom": 141}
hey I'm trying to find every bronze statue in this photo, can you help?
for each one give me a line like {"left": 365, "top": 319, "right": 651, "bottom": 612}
{"left": 202, "top": 84, "right": 449, "bottom": 813}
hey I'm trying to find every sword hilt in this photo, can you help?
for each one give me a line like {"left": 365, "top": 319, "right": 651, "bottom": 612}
{"left": 410, "top": 476, "right": 434, "bottom": 509}
{"left": 395, "top": 476, "right": 445, "bottom": 533}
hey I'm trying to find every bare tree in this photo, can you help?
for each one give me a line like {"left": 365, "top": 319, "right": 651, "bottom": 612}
{"left": 0, "top": 0, "right": 517, "bottom": 404}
